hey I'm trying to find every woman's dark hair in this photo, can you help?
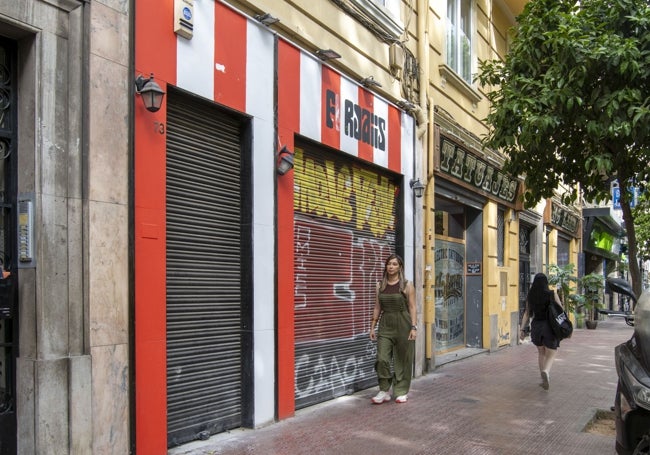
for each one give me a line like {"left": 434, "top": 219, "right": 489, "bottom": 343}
{"left": 527, "top": 272, "right": 551, "bottom": 306}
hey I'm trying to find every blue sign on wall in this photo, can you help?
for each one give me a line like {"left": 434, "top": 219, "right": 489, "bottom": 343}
{"left": 612, "top": 185, "right": 637, "bottom": 209}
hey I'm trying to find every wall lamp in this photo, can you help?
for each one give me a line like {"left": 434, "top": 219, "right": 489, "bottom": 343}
{"left": 255, "top": 13, "right": 280, "bottom": 26}
{"left": 315, "top": 49, "right": 341, "bottom": 61}
{"left": 135, "top": 73, "right": 165, "bottom": 112}
{"left": 360, "top": 76, "right": 382, "bottom": 88}
{"left": 277, "top": 146, "right": 295, "bottom": 175}
{"left": 397, "top": 99, "right": 416, "bottom": 111}
{"left": 410, "top": 178, "right": 425, "bottom": 198}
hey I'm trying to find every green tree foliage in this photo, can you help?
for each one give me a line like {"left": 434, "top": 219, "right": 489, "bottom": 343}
{"left": 547, "top": 263, "right": 578, "bottom": 309}
{"left": 477, "top": 0, "right": 650, "bottom": 297}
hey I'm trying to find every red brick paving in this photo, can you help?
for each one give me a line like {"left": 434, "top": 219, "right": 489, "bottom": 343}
{"left": 170, "top": 318, "right": 631, "bottom": 455}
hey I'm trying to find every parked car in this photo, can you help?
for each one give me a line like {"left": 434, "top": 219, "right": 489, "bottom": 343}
{"left": 607, "top": 277, "right": 650, "bottom": 454}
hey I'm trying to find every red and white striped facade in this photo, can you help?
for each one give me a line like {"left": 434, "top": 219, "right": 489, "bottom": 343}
{"left": 135, "top": 1, "right": 415, "bottom": 453}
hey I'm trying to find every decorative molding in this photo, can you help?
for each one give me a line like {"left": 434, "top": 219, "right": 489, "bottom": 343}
{"left": 439, "top": 64, "right": 482, "bottom": 104}
{"left": 42, "top": 0, "right": 86, "bottom": 12}
{"left": 348, "top": 0, "right": 404, "bottom": 38}
{"left": 434, "top": 108, "right": 483, "bottom": 155}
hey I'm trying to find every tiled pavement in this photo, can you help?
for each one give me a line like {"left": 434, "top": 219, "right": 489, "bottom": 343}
{"left": 170, "top": 317, "right": 632, "bottom": 455}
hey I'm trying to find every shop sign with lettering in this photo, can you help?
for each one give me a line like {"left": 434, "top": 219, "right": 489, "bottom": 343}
{"left": 325, "top": 89, "right": 387, "bottom": 151}
{"left": 438, "top": 138, "right": 518, "bottom": 204}
{"left": 550, "top": 202, "right": 579, "bottom": 234}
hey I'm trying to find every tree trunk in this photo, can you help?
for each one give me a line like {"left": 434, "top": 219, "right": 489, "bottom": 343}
{"left": 620, "top": 194, "right": 642, "bottom": 300}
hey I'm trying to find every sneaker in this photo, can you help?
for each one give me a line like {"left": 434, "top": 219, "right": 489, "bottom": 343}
{"left": 540, "top": 371, "right": 549, "bottom": 390}
{"left": 395, "top": 395, "right": 408, "bottom": 403}
{"left": 371, "top": 390, "right": 391, "bottom": 404}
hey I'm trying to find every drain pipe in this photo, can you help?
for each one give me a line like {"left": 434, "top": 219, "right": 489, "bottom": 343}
{"left": 415, "top": 0, "right": 436, "bottom": 368}
{"left": 423, "top": 95, "right": 435, "bottom": 369}
{"left": 127, "top": 0, "right": 137, "bottom": 451}
{"left": 415, "top": 0, "right": 428, "bottom": 141}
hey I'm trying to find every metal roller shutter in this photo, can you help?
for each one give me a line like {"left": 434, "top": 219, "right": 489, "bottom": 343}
{"left": 166, "top": 89, "right": 244, "bottom": 446}
{"left": 293, "top": 145, "right": 400, "bottom": 409}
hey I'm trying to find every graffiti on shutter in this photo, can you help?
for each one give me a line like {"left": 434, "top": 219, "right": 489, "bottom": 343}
{"left": 293, "top": 146, "right": 399, "bottom": 408}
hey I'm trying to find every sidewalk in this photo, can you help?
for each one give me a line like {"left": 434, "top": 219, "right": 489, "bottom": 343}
{"left": 170, "top": 317, "right": 632, "bottom": 455}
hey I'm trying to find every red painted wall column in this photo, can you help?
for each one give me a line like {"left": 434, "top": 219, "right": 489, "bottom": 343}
{"left": 276, "top": 40, "right": 300, "bottom": 419}
{"left": 134, "top": 0, "right": 177, "bottom": 452}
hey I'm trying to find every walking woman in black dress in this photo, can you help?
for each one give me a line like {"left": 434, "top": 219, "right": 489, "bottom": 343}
{"left": 519, "top": 272, "right": 564, "bottom": 390}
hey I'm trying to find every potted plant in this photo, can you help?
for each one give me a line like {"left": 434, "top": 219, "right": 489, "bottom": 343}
{"left": 567, "top": 293, "right": 586, "bottom": 328}
{"left": 579, "top": 272, "right": 605, "bottom": 329}
{"left": 548, "top": 263, "right": 590, "bottom": 328}
{"left": 547, "top": 263, "right": 579, "bottom": 312}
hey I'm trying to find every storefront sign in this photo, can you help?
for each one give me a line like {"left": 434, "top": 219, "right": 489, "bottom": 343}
{"left": 325, "top": 89, "right": 387, "bottom": 151}
{"left": 438, "top": 138, "right": 518, "bottom": 204}
{"left": 550, "top": 202, "right": 579, "bottom": 234}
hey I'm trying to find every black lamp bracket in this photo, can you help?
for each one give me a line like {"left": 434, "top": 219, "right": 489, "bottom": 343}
{"left": 135, "top": 74, "right": 154, "bottom": 93}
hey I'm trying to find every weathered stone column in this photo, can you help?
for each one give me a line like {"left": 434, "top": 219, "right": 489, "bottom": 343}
{"left": 5, "top": 0, "right": 130, "bottom": 453}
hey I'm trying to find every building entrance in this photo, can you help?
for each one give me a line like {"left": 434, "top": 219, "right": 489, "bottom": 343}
{"left": 519, "top": 225, "right": 532, "bottom": 321}
{"left": 0, "top": 38, "right": 17, "bottom": 455}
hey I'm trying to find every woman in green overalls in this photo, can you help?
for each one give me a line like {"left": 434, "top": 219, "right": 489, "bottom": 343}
{"left": 369, "top": 254, "right": 417, "bottom": 404}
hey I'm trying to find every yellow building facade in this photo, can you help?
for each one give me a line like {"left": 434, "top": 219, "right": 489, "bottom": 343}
{"left": 223, "top": 0, "right": 575, "bottom": 367}
{"left": 0, "top": 1, "right": 592, "bottom": 453}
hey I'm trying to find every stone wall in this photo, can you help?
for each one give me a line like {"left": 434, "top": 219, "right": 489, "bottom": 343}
{"left": 0, "top": 0, "right": 130, "bottom": 453}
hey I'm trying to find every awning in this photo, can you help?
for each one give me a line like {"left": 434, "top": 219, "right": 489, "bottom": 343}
{"left": 583, "top": 207, "right": 626, "bottom": 237}
{"left": 583, "top": 207, "right": 625, "bottom": 260}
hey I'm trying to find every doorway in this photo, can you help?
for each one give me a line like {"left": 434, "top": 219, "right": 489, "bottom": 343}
{"left": 0, "top": 37, "right": 18, "bottom": 455}
{"left": 519, "top": 224, "right": 532, "bottom": 321}
{"left": 165, "top": 88, "right": 252, "bottom": 447}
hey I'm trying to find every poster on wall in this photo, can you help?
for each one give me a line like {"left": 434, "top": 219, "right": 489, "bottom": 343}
{"left": 435, "top": 239, "right": 466, "bottom": 352}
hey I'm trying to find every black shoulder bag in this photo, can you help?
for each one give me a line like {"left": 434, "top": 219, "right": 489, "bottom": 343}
{"left": 548, "top": 295, "right": 573, "bottom": 340}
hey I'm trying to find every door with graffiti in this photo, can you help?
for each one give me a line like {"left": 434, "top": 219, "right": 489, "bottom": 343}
{"left": 293, "top": 145, "right": 400, "bottom": 409}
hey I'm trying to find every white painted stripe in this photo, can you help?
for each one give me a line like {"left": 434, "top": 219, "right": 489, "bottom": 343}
{"left": 373, "top": 97, "right": 389, "bottom": 168}
{"left": 401, "top": 112, "right": 416, "bottom": 275}
{"left": 246, "top": 21, "right": 276, "bottom": 429}
{"left": 246, "top": 23, "right": 274, "bottom": 121}
{"left": 339, "top": 77, "right": 358, "bottom": 157}
{"left": 401, "top": 113, "right": 415, "bottom": 176}
{"left": 299, "top": 53, "right": 322, "bottom": 141}
{"left": 176, "top": 0, "right": 214, "bottom": 99}
{"left": 247, "top": 18, "right": 275, "bottom": 221}
{"left": 252, "top": 226, "right": 276, "bottom": 428}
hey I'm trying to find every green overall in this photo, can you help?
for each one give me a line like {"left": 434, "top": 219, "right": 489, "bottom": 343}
{"left": 375, "top": 283, "right": 414, "bottom": 396}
